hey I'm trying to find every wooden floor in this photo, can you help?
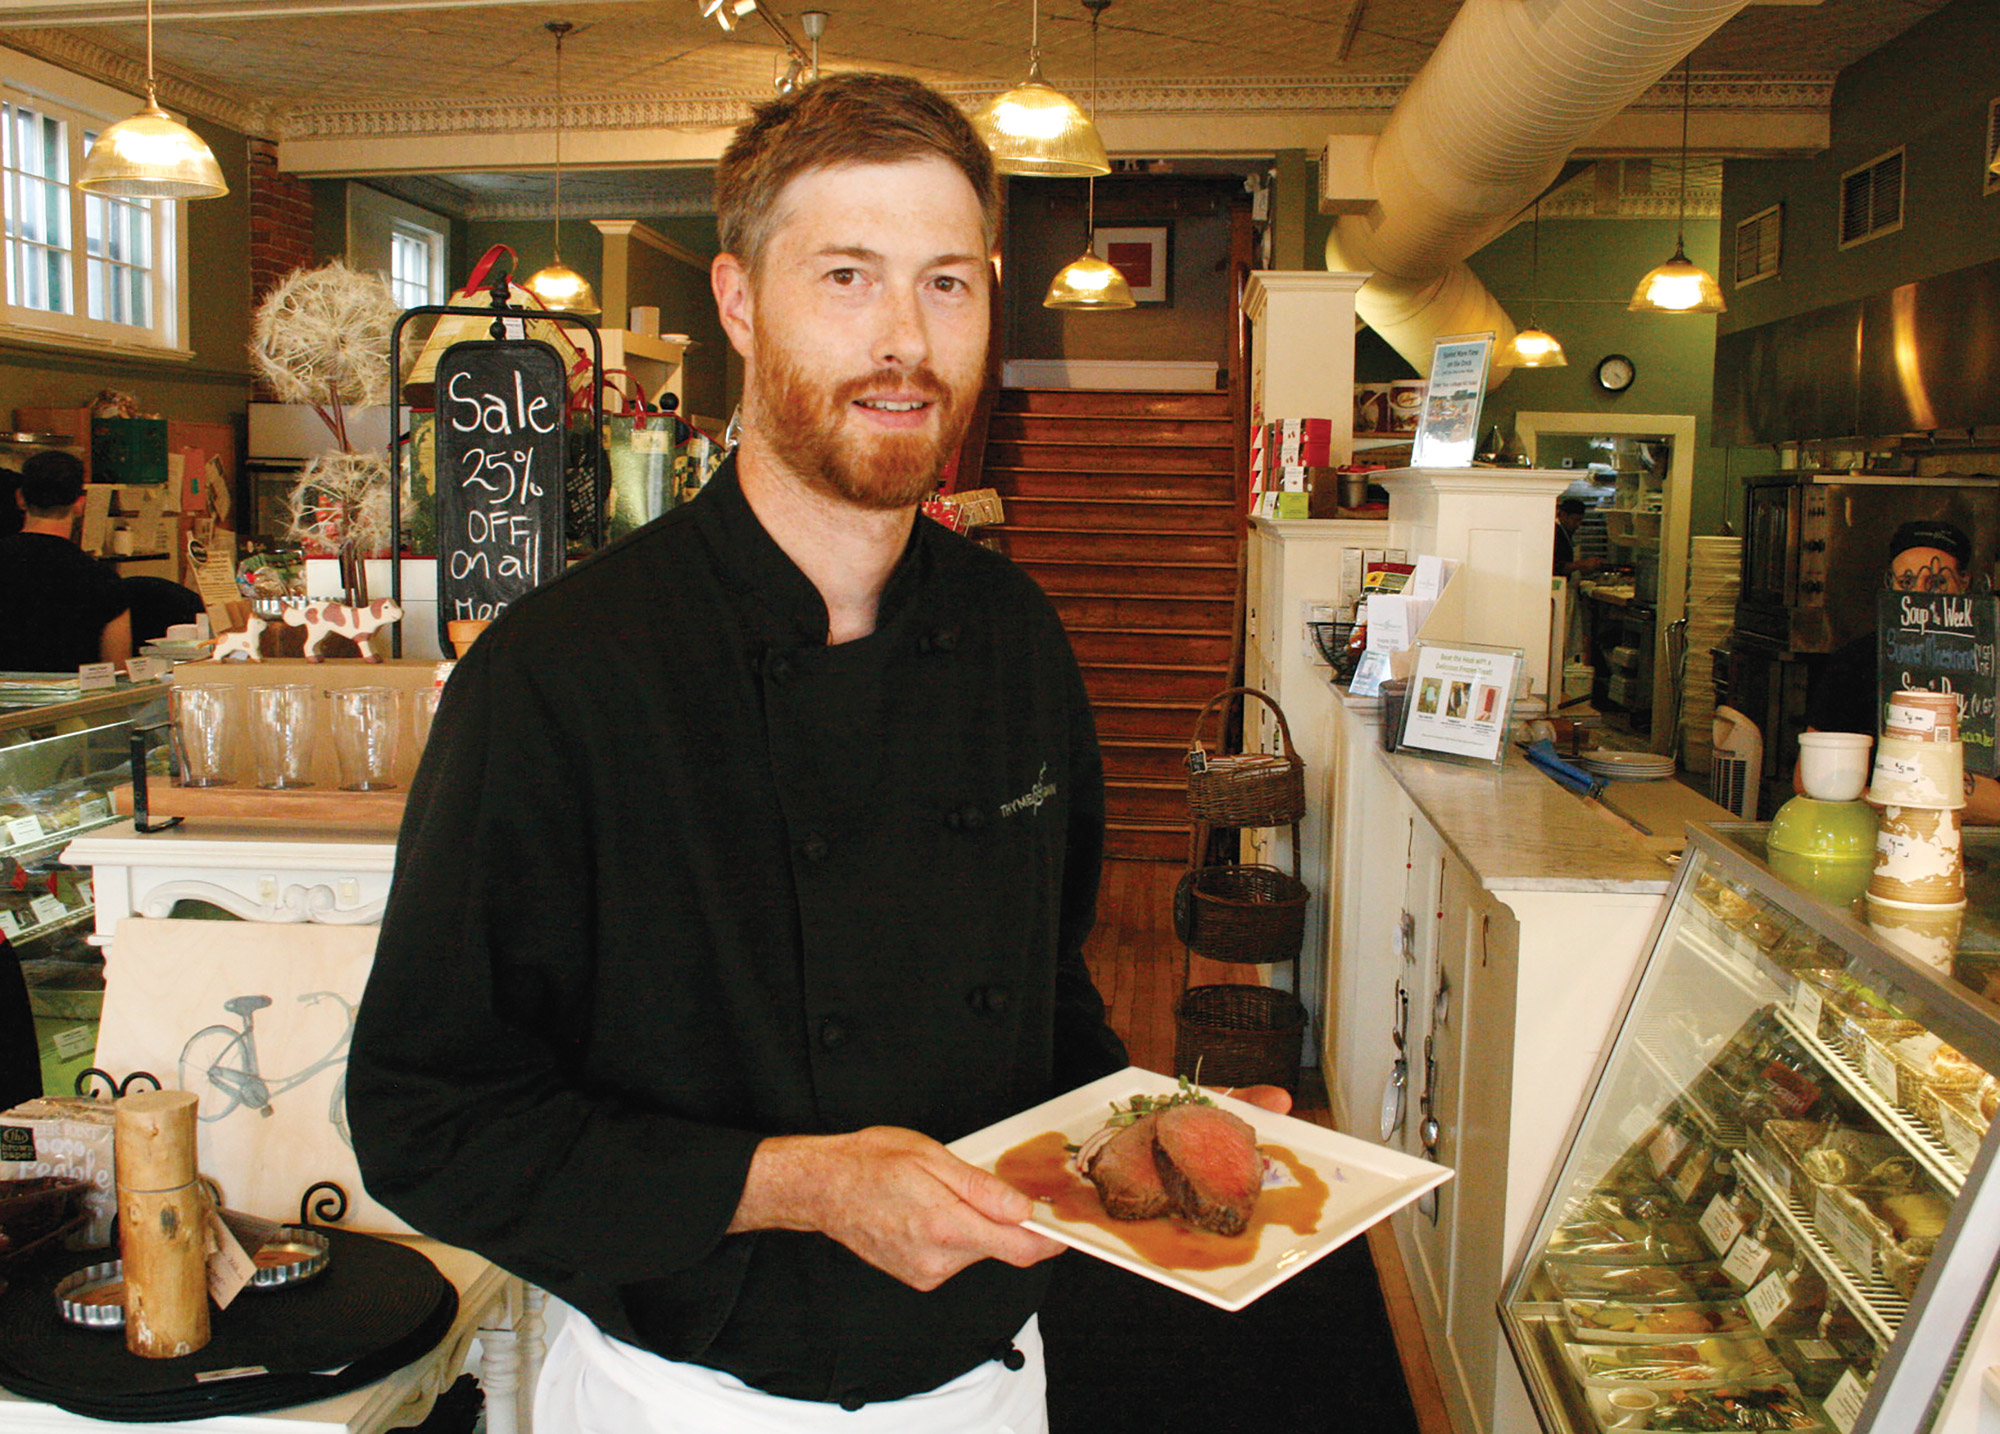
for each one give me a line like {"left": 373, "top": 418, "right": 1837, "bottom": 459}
{"left": 1081, "top": 857, "right": 1451, "bottom": 1434}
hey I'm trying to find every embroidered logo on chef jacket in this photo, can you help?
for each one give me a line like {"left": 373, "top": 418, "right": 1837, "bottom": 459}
{"left": 1000, "top": 763, "right": 1058, "bottom": 817}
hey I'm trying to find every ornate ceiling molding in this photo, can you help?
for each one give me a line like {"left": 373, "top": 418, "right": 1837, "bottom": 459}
{"left": 5, "top": 26, "right": 269, "bottom": 133}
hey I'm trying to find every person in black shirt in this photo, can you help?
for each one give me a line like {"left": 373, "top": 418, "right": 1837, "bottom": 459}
{"left": 0, "top": 451, "right": 130, "bottom": 673}
{"left": 349, "top": 74, "right": 1289, "bottom": 1433}
{"left": 1553, "top": 497, "right": 1602, "bottom": 578}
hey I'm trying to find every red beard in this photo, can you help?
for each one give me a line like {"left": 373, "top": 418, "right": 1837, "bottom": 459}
{"left": 752, "top": 343, "right": 973, "bottom": 511}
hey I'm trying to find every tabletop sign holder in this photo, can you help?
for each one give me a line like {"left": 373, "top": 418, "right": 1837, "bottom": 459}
{"left": 1408, "top": 332, "right": 1495, "bottom": 469}
{"left": 386, "top": 265, "right": 605, "bottom": 657}
{"left": 1877, "top": 588, "right": 1999, "bottom": 774}
{"left": 1391, "top": 639, "right": 1525, "bottom": 768}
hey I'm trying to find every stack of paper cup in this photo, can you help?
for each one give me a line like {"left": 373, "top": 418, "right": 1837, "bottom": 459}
{"left": 1865, "top": 690, "right": 1966, "bottom": 972}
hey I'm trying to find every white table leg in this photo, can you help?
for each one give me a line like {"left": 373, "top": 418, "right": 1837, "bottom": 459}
{"left": 477, "top": 1304, "right": 520, "bottom": 1434}
{"left": 516, "top": 1285, "right": 548, "bottom": 1434}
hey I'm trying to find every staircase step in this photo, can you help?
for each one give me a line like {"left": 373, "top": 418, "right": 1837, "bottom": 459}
{"left": 1101, "top": 739, "right": 1198, "bottom": 784}
{"left": 987, "top": 440, "right": 1233, "bottom": 473}
{"left": 1104, "top": 822, "right": 1194, "bottom": 863}
{"left": 1026, "top": 559, "right": 1237, "bottom": 598}
{"left": 1108, "top": 779, "right": 1198, "bottom": 826}
{"left": 988, "top": 413, "right": 1233, "bottom": 445}
{"left": 997, "top": 388, "right": 1230, "bottom": 419}
{"left": 1066, "top": 627, "right": 1233, "bottom": 665}
{"left": 988, "top": 468, "right": 1236, "bottom": 502}
{"left": 999, "top": 495, "right": 1235, "bottom": 532}
{"left": 1051, "top": 593, "right": 1235, "bottom": 628}
{"left": 999, "top": 527, "right": 1239, "bottom": 565}
{"left": 1093, "top": 701, "right": 1212, "bottom": 741}
{"left": 1083, "top": 663, "right": 1236, "bottom": 704}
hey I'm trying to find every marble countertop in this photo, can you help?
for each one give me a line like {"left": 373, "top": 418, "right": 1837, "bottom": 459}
{"left": 1336, "top": 687, "right": 1722, "bottom": 894}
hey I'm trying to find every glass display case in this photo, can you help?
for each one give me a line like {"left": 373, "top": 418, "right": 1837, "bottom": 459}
{"left": 0, "top": 684, "right": 170, "bottom": 1094}
{"left": 1502, "top": 823, "right": 2000, "bottom": 1434}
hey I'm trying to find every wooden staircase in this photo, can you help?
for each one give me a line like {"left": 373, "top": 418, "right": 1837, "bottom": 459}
{"left": 978, "top": 387, "right": 1240, "bottom": 861}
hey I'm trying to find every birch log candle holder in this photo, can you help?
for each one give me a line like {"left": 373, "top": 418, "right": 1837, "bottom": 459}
{"left": 115, "top": 1090, "right": 211, "bottom": 1359}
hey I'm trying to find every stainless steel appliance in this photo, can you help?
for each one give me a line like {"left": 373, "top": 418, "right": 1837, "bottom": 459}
{"left": 1738, "top": 472, "right": 2000, "bottom": 656}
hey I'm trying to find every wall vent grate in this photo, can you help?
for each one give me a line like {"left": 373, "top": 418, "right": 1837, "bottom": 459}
{"left": 1734, "top": 204, "right": 1782, "bottom": 287}
{"left": 1839, "top": 148, "right": 1904, "bottom": 249}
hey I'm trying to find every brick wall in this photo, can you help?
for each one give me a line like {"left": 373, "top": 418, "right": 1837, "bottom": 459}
{"left": 247, "top": 137, "right": 315, "bottom": 305}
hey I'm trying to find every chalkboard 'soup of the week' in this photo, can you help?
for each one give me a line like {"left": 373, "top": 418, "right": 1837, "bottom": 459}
{"left": 432, "top": 339, "right": 569, "bottom": 652}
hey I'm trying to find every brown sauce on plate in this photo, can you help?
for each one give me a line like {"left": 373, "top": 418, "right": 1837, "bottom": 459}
{"left": 254, "top": 1242, "right": 316, "bottom": 1269}
{"left": 72, "top": 1279, "right": 124, "bottom": 1307}
{"left": 995, "top": 1130, "right": 1330, "bottom": 1271}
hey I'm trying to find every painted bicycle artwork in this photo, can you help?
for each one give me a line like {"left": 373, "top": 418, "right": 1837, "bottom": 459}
{"left": 177, "top": 990, "right": 357, "bottom": 1148}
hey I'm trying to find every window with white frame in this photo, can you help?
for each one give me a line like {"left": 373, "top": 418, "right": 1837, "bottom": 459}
{"left": 0, "top": 53, "right": 188, "bottom": 353}
{"left": 388, "top": 222, "right": 442, "bottom": 308}
{"left": 348, "top": 185, "right": 450, "bottom": 312}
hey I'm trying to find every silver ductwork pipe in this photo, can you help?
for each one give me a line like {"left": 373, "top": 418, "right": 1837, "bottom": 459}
{"left": 1328, "top": 0, "right": 1753, "bottom": 376}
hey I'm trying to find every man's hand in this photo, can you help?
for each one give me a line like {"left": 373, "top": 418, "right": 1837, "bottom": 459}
{"left": 730, "top": 1126, "right": 1064, "bottom": 1291}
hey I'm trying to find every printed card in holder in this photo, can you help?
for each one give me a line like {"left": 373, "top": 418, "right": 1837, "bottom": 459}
{"left": 1395, "top": 640, "right": 1524, "bottom": 768}
{"left": 1408, "top": 333, "right": 1495, "bottom": 469}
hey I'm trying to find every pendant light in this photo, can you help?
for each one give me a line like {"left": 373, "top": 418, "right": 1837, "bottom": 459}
{"left": 1044, "top": 1, "right": 1131, "bottom": 309}
{"left": 1629, "top": 58, "right": 1724, "bottom": 315}
{"left": 974, "top": 0, "right": 1109, "bottom": 178}
{"left": 1504, "top": 195, "right": 1566, "bottom": 367}
{"left": 525, "top": 21, "right": 600, "bottom": 317}
{"left": 76, "top": 0, "right": 227, "bottom": 200}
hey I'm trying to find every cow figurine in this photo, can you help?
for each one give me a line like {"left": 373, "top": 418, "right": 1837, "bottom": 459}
{"left": 207, "top": 614, "right": 268, "bottom": 662}
{"left": 282, "top": 599, "right": 404, "bottom": 662}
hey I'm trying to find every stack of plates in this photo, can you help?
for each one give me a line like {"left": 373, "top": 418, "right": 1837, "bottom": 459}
{"left": 141, "top": 638, "right": 213, "bottom": 662}
{"left": 1579, "top": 749, "right": 1676, "bottom": 782}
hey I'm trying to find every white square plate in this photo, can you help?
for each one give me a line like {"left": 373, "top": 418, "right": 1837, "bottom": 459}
{"left": 947, "top": 1067, "right": 1453, "bottom": 1311}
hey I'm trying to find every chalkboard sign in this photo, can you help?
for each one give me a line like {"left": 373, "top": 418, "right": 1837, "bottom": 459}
{"left": 433, "top": 338, "right": 567, "bottom": 649}
{"left": 1877, "top": 590, "right": 1999, "bottom": 774}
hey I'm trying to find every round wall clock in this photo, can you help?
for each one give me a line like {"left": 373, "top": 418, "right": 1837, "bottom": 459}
{"left": 1594, "top": 354, "right": 1636, "bottom": 394}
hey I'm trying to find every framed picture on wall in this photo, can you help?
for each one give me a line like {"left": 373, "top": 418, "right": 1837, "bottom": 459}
{"left": 1092, "top": 226, "right": 1171, "bottom": 304}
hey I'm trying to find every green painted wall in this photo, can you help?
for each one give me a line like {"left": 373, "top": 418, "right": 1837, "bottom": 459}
{"left": 460, "top": 217, "right": 602, "bottom": 303}
{"left": 621, "top": 229, "right": 730, "bottom": 425}
{"left": 1465, "top": 216, "right": 1734, "bottom": 537}
{"left": 1719, "top": 0, "right": 2000, "bottom": 337}
{"left": 0, "top": 113, "right": 253, "bottom": 428}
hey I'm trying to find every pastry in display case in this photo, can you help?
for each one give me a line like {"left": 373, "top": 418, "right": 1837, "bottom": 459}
{"left": 1502, "top": 824, "right": 2000, "bottom": 1434}
{"left": 0, "top": 685, "right": 170, "bottom": 1095}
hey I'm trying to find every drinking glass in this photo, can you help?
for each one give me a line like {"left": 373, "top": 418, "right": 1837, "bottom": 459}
{"left": 250, "top": 684, "right": 317, "bottom": 789}
{"left": 169, "top": 683, "right": 236, "bottom": 787}
{"left": 412, "top": 688, "right": 443, "bottom": 753}
{"left": 329, "top": 687, "right": 401, "bottom": 792}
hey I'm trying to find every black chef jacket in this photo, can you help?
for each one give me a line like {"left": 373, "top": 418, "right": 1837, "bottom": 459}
{"left": 349, "top": 459, "right": 1127, "bottom": 1407}
{"left": 0, "top": 533, "right": 127, "bottom": 673}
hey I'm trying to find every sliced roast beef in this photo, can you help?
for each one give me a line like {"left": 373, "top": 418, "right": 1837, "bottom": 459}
{"left": 1083, "top": 1111, "right": 1172, "bottom": 1220}
{"left": 1152, "top": 1102, "right": 1263, "bottom": 1236}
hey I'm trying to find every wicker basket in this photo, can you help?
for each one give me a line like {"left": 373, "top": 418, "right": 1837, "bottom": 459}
{"left": 1186, "top": 687, "right": 1307, "bottom": 826}
{"left": 1178, "top": 862, "right": 1308, "bottom": 962}
{"left": 1174, "top": 984, "right": 1306, "bottom": 1092}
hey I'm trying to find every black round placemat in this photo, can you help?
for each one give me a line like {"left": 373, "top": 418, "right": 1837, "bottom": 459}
{"left": 0, "top": 1226, "right": 459, "bottom": 1421}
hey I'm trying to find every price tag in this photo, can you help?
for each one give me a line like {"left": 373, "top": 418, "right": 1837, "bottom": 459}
{"left": 1745, "top": 1269, "right": 1794, "bottom": 1329}
{"left": 1649, "top": 1123, "right": 1690, "bottom": 1178}
{"left": 1721, "top": 1232, "right": 1774, "bottom": 1287}
{"left": 1792, "top": 1338, "right": 1839, "bottom": 1361}
{"left": 1815, "top": 1189, "right": 1878, "bottom": 1276}
{"left": 1823, "top": 1368, "right": 1870, "bottom": 1434}
{"left": 124, "top": 656, "right": 163, "bottom": 682}
{"left": 1669, "top": 1147, "right": 1712, "bottom": 1203}
{"left": 4, "top": 814, "right": 44, "bottom": 846}
{"left": 0, "top": 911, "right": 19, "bottom": 939}
{"left": 28, "top": 894, "right": 66, "bottom": 927}
{"left": 76, "top": 662, "right": 116, "bottom": 691}
{"left": 1699, "top": 1193, "right": 1748, "bottom": 1253}
{"left": 1863, "top": 1042, "right": 1900, "bottom": 1102}
{"left": 1935, "top": 1097, "right": 1984, "bottom": 1163}
{"left": 52, "top": 1025, "right": 93, "bottom": 1060}
{"left": 1792, "top": 979, "right": 1825, "bottom": 1035}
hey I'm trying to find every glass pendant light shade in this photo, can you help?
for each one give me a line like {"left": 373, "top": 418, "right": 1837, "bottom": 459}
{"left": 1628, "top": 241, "right": 1725, "bottom": 314}
{"left": 1506, "top": 325, "right": 1567, "bottom": 367}
{"left": 526, "top": 259, "right": 599, "bottom": 315}
{"left": 1044, "top": 250, "right": 1133, "bottom": 308}
{"left": 974, "top": 62, "right": 1109, "bottom": 177}
{"left": 78, "top": 98, "right": 227, "bottom": 199}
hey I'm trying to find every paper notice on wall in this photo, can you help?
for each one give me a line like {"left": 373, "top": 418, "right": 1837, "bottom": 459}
{"left": 189, "top": 534, "right": 242, "bottom": 630}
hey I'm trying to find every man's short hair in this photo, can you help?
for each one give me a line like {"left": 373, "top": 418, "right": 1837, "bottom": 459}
{"left": 1557, "top": 497, "right": 1587, "bottom": 516}
{"left": 715, "top": 72, "right": 1000, "bottom": 273}
{"left": 17, "top": 450, "right": 85, "bottom": 515}
{"left": 1890, "top": 519, "right": 1972, "bottom": 572}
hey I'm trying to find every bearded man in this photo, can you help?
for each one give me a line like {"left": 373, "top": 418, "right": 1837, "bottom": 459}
{"left": 350, "top": 73, "right": 1235, "bottom": 1432}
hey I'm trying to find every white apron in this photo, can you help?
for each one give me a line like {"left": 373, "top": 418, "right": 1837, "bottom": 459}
{"left": 532, "top": 1310, "right": 1049, "bottom": 1434}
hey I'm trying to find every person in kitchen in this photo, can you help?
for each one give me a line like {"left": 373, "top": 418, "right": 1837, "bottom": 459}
{"left": 0, "top": 450, "right": 131, "bottom": 673}
{"left": 1553, "top": 497, "right": 1603, "bottom": 578}
{"left": 1800, "top": 518, "right": 2000, "bottom": 822}
{"left": 348, "top": 71, "right": 1287, "bottom": 1434}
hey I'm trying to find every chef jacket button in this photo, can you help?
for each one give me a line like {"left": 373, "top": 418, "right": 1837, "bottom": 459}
{"left": 929, "top": 627, "right": 960, "bottom": 653}
{"left": 967, "top": 984, "right": 1011, "bottom": 1014}
{"left": 1000, "top": 1344, "right": 1026, "bottom": 1371}
{"left": 767, "top": 653, "right": 792, "bottom": 682}
{"left": 820, "top": 1017, "right": 847, "bottom": 1049}
{"left": 799, "top": 833, "right": 830, "bottom": 863}
{"left": 839, "top": 1393, "right": 866, "bottom": 1412}
{"left": 954, "top": 803, "right": 985, "bottom": 830}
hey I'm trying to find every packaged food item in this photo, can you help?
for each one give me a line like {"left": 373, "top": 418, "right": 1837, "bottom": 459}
{"left": 1546, "top": 1218, "right": 1711, "bottom": 1265}
{"left": 1561, "top": 1335, "right": 1787, "bottom": 1387}
{"left": 1561, "top": 1298, "right": 1755, "bottom": 1343}
{"left": 1738, "top": 1031, "right": 1827, "bottom": 1125}
{"left": 1546, "top": 1262, "right": 1740, "bottom": 1302}
{"left": 1749, "top": 1120, "right": 1914, "bottom": 1199}
{"left": 1595, "top": 1383, "right": 1823, "bottom": 1430}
